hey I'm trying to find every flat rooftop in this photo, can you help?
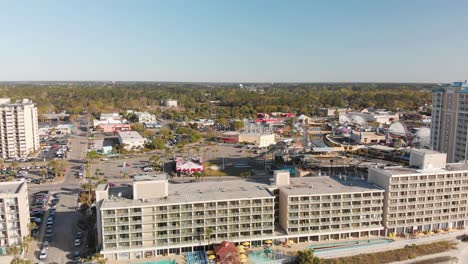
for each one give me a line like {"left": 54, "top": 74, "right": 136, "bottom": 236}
{"left": 0, "top": 180, "right": 24, "bottom": 195}
{"left": 134, "top": 173, "right": 167, "bottom": 182}
{"left": 411, "top": 149, "right": 441, "bottom": 155}
{"left": 375, "top": 162, "right": 468, "bottom": 176}
{"left": 280, "top": 176, "right": 383, "bottom": 196}
{"left": 117, "top": 131, "right": 144, "bottom": 140}
{"left": 101, "top": 180, "right": 273, "bottom": 209}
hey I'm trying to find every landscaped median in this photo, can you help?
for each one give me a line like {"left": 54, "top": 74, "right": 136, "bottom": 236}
{"left": 320, "top": 241, "right": 457, "bottom": 264}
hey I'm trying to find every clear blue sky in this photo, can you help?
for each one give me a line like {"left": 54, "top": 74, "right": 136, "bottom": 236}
{"left": 1, "top": 0, "right": 468, "bottom": 82}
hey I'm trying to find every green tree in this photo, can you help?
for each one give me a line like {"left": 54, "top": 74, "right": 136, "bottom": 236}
{"left": 149, "top": 155, "right": 161, "bottom": 170}
{"left": 296, "top": 249, "right": 320, "bottom": 264}
{"left": 130, "top": 123, "right": 145, "bottom": 132}
{"left": 8, "top": 245, "right": 21, "bottom": 263}
{"left": 86, "top": 150, "right": 101, "bottom": 163}
{"left": 47, "top": 160, "right": 68, "bottom": 177}
{"left": 218, "top": 118, "right": 228, "bottom": 127}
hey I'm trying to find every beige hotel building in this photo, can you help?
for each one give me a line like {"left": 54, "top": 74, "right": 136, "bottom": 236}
{"left": 369, "top": 149, "right": 468, "bottom": 235}
{"left": 96, "top": 171, "right": 386, "bottom": 261}
{"left": 95, "top": 149, "right": 468, "bottom": 261}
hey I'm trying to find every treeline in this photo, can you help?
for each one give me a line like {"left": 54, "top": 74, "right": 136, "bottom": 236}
{"left": 0, "top": 82, "right": 433, "bottom": 118}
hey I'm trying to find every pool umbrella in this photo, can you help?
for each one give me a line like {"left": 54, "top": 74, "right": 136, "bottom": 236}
{"left": 238, "top": 248, "right": 246, "bottom": 253}
{"left": 287, "top": 240, "right": 294, "bottom": 244}
{"left": 208, "top": 255, "right": 216, "bottom": 260}
{"left": 207, "top": 250, "right": 214, "bottom": 255}
{"left": 265, "top": 240, "right": 273, "bottom": 244}
{"left": 242, "top": 242, "right": 250, "bottom": 246}
{"left": 239, "top": 254, "right": 248, "bottom": 262}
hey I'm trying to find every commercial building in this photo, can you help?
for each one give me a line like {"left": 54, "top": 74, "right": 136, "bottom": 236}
{"left": 0, "top": 180, "right": 30, "bottom": 255}
{"left": 134, "top": 112, "right": 157, "bottom": 124}
{"left": 95, "top": 124, "right": 131, "bottom": 134}
{"left": 350, "top": 131, "right": 386, "bottom": 144}
{"left": 430, "top": 81, "right": 468, "bottom": 162}
{"left": 341, "top": 111, "right": 399, "bottom": 125}
{"left": 317, "top": 108, "right": 349, "bottom": 117}
{"left": 0, "top": 98, "right": 39, "bottom": 158}
{"left": 220, "top": 132, "right": 276, "bottom": 148}
{"left": 117, "top": 131, "right": 146, "bottom": 150}
{"left": 369, "top": 149, "right": 468, "bottom": 235}
{"left": 93, "top": 113, "right": 128, "bottom": 128}
{"left": 165, "top": 99, "right": 178, "bottom": 108}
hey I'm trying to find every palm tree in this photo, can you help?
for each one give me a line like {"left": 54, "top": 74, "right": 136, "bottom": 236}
{"left": 27, "top": 223, "right": 36, "bottom": 234}
{"left": 149, "top": 155, "right": 161, "bottom": 170}
{"left": 11, "top": 161, "right": 18, "bottom": 171}
{"left": 205, "top": 227, "right": 214, "bottom": 246}
{"left": 296, "top": 249, "right": 320, "bottom": 264}
{"left": 8, "top": 245, "right": 21, "bottom": 263}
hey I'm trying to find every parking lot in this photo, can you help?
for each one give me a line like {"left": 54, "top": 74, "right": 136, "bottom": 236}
{"left": 89, "top": 143, "right": 276, "bottom": 182}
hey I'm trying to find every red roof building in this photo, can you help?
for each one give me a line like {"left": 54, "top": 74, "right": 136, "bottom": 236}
{"left": 213, "top": 241, "right": 239, "bottom": 264}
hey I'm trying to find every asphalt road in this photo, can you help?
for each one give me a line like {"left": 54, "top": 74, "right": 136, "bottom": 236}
{"left": 28, "top": 116, "right": 89, "bottom": 263}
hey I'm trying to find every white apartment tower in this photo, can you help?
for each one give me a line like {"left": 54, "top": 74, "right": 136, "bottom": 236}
{"left": 0, "top": 180, "right": 30, "bottom": 255}
{"left": 430, "top": 81, "right": 468, "bottom": 162}
{"left": 0, "top": 98, "right": 39, "bottom": 158}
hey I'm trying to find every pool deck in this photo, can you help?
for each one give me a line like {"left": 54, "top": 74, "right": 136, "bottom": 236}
{"left": 104, "top": 230, "right": 467, "bottom": 264}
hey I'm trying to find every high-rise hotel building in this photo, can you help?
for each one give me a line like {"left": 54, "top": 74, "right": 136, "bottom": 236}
{"left": 0, "top": 98, "right": 39, "bottom": 158}
{"left": 431, "top": 81, "right": 468, "bottom": 162}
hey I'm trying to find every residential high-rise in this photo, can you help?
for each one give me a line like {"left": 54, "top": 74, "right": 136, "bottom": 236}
{"left": 0, "top": 180, "right": 30, "bottom": 255}
{"left": 0, "top": 98, "right": 39, "bottom": 158}
{"left": 430, "top": 81, "right": 468, "bottom": 162}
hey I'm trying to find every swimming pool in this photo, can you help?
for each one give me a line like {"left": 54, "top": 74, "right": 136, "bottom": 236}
{"left": 308, "top": 238, "right": 394, "bottom": 252}
{"left": 248, "top": 249, "right": 287, "bottom": 264}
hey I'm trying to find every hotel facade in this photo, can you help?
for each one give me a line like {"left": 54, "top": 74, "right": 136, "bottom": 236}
{"left": 96, "top": 150, "right": 468, "bottom": 261}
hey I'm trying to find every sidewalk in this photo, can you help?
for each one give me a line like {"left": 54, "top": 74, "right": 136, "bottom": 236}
{"left": 316, "top": 230, "right": 466, "bottom": 259}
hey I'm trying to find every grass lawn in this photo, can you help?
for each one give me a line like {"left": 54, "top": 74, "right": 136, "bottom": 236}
{"left": 321, "top": 241, "right": 457, "bottom": 264}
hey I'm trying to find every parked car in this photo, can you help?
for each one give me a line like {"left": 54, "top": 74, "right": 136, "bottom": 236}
{"left": 39, "top": 248, "right": 48, "bottom": 260}
{"left": 73, "top": 251, "right": 80, "bottom": 260}
{"left": 45, "top": 233, "right": 52, "bottom": 242}
{"left": 74, "top": 239, "right": 81, "bottom": 246}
